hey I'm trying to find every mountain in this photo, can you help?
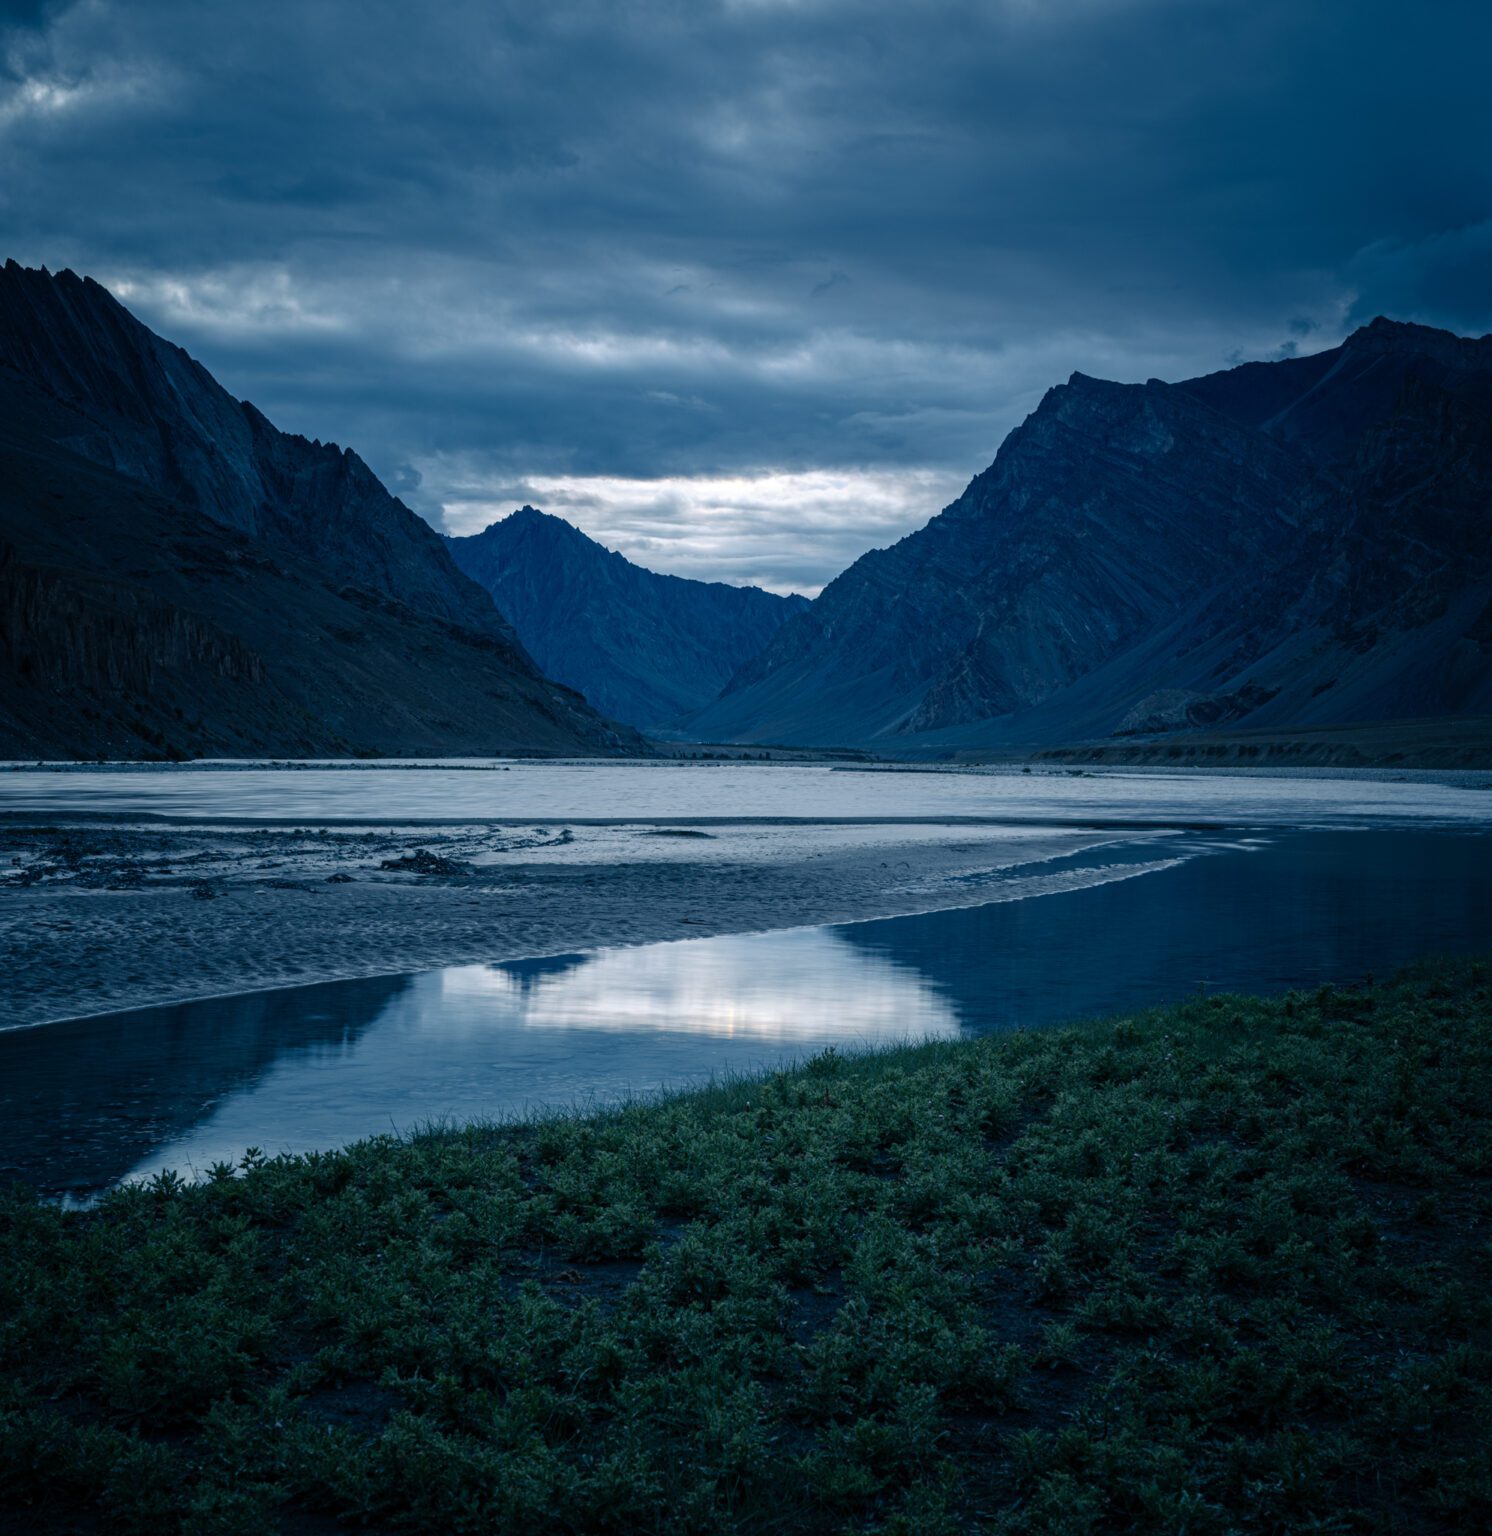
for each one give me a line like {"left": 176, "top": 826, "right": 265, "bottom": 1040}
{"left": 689, "top": 318, "right": 1492, "bottom": 751}
{"left": 446, "top": 507, "right": 807, "bottom": 731}
{"left": 0, "top": 262, "right": 644, "bottom": 758}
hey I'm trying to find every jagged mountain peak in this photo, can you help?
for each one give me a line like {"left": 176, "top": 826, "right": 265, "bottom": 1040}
{"left": 1178, "top": 314, "right": 1492, "bottom": 457}
{"left": 492, "top": 505, "right": 612, "bottom": 549}
{"left": 1343, "top": 314, "right": 1492, "bottom": 353}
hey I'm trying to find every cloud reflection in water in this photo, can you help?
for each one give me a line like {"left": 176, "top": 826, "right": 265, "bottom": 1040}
{"left": 123, "top": 927, "right": 956, "bottom": 1183}
{"left": 445, "top": 929, "right": 960, "bottom": 1042}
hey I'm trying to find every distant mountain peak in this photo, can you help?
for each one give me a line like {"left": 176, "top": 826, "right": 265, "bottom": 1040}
{"left": 464, "top": 506, "right": 603, "bottom": 553}
{"left": 447, "top": 511, "right": 808, "bottom": 731}
{"left": 501, "top": 504, "right": 594, "bottom": 540}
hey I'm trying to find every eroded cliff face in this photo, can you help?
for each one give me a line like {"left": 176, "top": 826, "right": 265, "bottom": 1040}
{"left": 0, "top": 433, "right": 642, "bottom": 760}
{"left": 0, "top": 264, "right": 646, "bottom": 758}
{"left": 691, "top": 319, "right": 1492, "bottom": 749}
{"left": 447, "top": 507, "right": 808, "bottom": 731}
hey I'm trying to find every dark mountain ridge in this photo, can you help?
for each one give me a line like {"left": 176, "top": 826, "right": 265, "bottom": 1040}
{"left": 0, "top": 263, "right": 644, "bottom": 758}
{"left": 690, "top": 318, "right": 1492, "bottom": 750}
{"left": 447, "top": 507, "right": 807, "bottom": 731}
{"left": 0, "top": 260, "right": 507, "bottom": 632}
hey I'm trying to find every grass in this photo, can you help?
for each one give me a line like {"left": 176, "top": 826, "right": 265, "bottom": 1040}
{"left": 2, "top": 961, "right": 1491, "bottom": 1534}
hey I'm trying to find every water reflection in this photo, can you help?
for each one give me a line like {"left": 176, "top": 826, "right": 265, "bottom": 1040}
{"left": 2, "top": 829, "right": 1488, "bottom": 1195}
{"left": 0, "top": 974, "right": 411, "bottom": 1194}
{"left": 114, "top": 931, "right": 955, "bottom": 1187}
{"left": 449, "top": 929, "right": 961, "bottom": 1040}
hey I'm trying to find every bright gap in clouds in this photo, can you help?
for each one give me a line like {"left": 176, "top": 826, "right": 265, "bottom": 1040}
{"left": 435, "top": 467, "right": 971, "bottom": 597}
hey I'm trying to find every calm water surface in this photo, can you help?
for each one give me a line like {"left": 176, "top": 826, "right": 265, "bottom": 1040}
{"left": 3, "top": 828, "right": 1489, "bottom": 1195}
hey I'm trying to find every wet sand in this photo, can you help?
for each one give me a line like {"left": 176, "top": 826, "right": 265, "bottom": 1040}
{"left": 0, "top": 819, "right": 1133, "bottom": 1028}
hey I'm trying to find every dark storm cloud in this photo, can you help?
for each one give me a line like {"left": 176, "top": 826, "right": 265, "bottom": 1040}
{"left": 0, "top": 1, "right": 67, "bottom": 31}
{"left": 4, "top": 0, "right": 1490, "bottom": 590}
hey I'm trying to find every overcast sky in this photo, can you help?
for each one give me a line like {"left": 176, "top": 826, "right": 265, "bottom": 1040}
{"left": 4, "top": 0, "right": 1489, "bottom": 593}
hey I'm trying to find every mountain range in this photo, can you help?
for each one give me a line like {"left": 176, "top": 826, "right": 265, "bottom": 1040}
{"left": 0, "top": 262, "right": 642, "bottom": 759}
{"left": 446, "top": 507, "right": 806, "bottom": 732}
{"left": 689, "top": 317, "right": 1492, "bottom": 751}
{"left": 2, "top": 259, "right": 1489, "bottom": 764}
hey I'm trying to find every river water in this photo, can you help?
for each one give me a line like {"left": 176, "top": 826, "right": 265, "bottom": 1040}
{"left": 3, "top": 825, "right": 1488, "bottom": 1196}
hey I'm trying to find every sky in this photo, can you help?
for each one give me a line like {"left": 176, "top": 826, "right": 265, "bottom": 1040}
{"left": 3, "top": 0, "right": 1490, "bottom": 594}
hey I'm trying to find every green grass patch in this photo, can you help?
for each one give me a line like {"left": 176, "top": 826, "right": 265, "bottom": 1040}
{"left": 3, "top": 961, "right": 1491, "bottom": 1533}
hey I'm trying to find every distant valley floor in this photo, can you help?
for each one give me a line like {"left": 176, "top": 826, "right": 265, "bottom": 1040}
{"left": 1025, "top": 715, "right": 1492, "bottom": 770}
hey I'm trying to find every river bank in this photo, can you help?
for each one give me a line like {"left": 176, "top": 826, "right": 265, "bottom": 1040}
{"left": 3, "top": 961, "right": 1488, "bottom": 1533}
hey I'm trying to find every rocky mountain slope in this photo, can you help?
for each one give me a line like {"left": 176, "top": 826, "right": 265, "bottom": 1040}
{"left": 689, "top": 319, "right": 1492, "bottom": 750}
{"left": 0, "top": 263, "right": 643, "bottom": 758}
{"left": 447, "top": 507, "right": 807, "bottom": 730}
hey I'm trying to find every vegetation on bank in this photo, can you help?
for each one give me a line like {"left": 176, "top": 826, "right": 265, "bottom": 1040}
{"left": 2, "top": 964, "right": 1490, "bottom": 1535}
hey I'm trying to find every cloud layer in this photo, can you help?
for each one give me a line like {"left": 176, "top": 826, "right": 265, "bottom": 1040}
{"left": 5, "top": 0, "right": 1490, "bottom": 590}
